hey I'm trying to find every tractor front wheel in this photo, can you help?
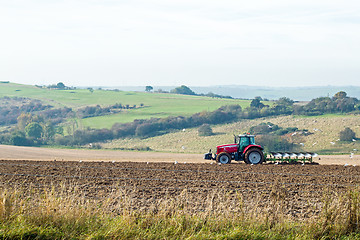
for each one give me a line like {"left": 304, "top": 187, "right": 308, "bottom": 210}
{"left": 216, "top": 152, "right": 232, "bottom": 164}
{"left": 244, "top": 148, "right": 264, "bottom": 164}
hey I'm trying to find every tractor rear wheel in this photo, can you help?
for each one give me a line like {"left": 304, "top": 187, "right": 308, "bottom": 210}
{"left": 244, "top": 148, "right": 264, "bottom": 164}
{"left": 216, "top": 152, "right": 232, "bottom": 164}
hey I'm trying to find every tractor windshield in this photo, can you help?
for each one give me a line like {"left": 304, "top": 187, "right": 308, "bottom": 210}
{"left": 239, "top": 137, "right": 249, "bottom": 146}
{"left": 249, "top": 137, "right": 255, "bottom": 145}
{"left": 239, "top": 137, "right": 250, "bottom": 152}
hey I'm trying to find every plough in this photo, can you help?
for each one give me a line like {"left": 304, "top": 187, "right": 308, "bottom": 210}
{"left": 265, "top": 152, "right": 318, "bottom": 164}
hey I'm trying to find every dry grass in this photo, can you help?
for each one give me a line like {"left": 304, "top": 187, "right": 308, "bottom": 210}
{"left": 0, "top": 191, "right": 12, "bottom": 220}
{"left": 102, "top": 115, "right": 360, "bottom": 154}
{"left": 1, "top": 183, "right": 360, "bottom": 239}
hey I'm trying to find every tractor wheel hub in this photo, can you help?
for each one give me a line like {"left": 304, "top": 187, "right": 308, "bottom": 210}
{"left": 248, "top": 151, "right": 262, "bottom": 164}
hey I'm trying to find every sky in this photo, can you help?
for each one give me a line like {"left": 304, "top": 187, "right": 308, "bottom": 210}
{"left": 1, "top": 0, "right": 360, "bottom": 87}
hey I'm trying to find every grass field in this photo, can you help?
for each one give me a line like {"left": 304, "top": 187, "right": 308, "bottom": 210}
{"left": 0, "top": 82, "right": 252, "bottom": 129}
{"left": 80, "top": 94, "right": 251, "bottom": 128}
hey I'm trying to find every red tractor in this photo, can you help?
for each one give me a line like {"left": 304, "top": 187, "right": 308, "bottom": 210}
{"left": 204, "top": 134, "right": 265, "bottom": 164}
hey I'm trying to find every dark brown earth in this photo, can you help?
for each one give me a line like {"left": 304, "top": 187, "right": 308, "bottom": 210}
{"left": 1, "top": 160, "right": 359, "bottom": 218}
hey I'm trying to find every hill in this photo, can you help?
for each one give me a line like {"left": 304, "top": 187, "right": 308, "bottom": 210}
{"left": 0, "top": 82, "right": 252, "bottom": 129}
{"left": 1, "top": 82, "right": 359, "bottom": 154}
{"left": 109, "top": 85, "right": 360, "bottom": 101}
{"left": 102, "top": 115, "right": 360, "bottom": 155}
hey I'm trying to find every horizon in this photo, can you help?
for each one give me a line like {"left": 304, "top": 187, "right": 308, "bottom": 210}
{"left": 4, "top": 81, "right": 360, "bottom": 89}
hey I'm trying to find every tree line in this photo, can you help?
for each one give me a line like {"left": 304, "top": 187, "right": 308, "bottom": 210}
{"left": 76, "top": 103, "right": 144, "bottom": 119}
{"left": 146, "top": 85, "right": 233, "bottom": 99}
{"left": 293, "top": 91, "right": 359, "bottom": 115}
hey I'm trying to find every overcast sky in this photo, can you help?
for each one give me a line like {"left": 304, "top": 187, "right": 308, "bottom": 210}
{"left": 1, "top": 0, "right": 360, "bottom": 87}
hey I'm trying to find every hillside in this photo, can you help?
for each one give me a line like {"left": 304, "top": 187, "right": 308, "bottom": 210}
{"left": 102, "top": 115, "right": 360, "bottom": 154}
{"left": 1, "top": 82, "right": 359, "bottom": 154}
{"left": 0, "top": 82, "right": 252, "bottom": 129}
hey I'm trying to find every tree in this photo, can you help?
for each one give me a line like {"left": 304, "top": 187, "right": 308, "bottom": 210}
{"left": 277, "top": 97, "right": 294, "bottom": 106}
{"left": 272, "top": 97, "right": 294, "bottom": 114}
{"left": 56, "top": 82, "right": 66, "bottom": 89}
{"left": 43, "top": 122, "right": 56, "bottom": 141}
{"left": 336, "top": 97, "right": 357, "bottom": 112}
{"left": 25, "top": 122, "right": 43, "bottom": 139}
{"left": 145, "top": 86, "right": 153, "bottom": 92}
{"left": 334, "top": 91, "right": 347, "bottom": 99}
{"left": 170, "top": 85, "right": 196, "bottom": 95}
{"left": 17, "top": 113, "right": 33, "bottom": 130}
{"left": 198, "top": 124, "right": 213, "bottom": 136}
{"left": 339, "top": 127, "right": 356, "bottom": 141}
{"left": 250, "top": 98, "right": 265, "bottom": 109}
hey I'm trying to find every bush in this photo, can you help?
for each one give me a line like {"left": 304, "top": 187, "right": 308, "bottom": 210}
{"left": 135, "top": 123, "right": 157, "bottom": 137}
{"left": 10, "top": 132, "right": 33, "bottom": 146}
{"left": 339, "top": 127, "right": 356, "bottom": 141}
{"left": 198, "top": 124, "right": 213, "bottom": 136}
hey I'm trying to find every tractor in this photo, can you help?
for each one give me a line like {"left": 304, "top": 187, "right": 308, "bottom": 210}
{"left": 204, "top": 134, "right": 265, "bottom": 164}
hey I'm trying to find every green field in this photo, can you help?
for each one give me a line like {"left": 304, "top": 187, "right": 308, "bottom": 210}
{"left": 0, "top": 82, "right": 252, "bottom": 129}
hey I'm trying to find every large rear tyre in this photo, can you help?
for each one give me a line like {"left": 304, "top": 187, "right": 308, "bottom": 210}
{"left": 245, "top": 148, "right": 264, "bottom": 164}
{"left": 216, "top": 152, "right": 232, "bottom": 164}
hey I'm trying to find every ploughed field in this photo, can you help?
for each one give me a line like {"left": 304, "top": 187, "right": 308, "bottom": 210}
{"left": 1, "top": 160, "right": 359, "bottom": 219}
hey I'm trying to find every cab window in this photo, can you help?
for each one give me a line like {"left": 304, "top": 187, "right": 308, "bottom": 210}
{"left": 240, "top": 137, "right": 250, "bottom": 146}
{"left": 239, "top": 137, "right": 250, "bottom": 152}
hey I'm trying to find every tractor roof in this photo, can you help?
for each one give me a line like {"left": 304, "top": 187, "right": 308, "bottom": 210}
{"left": 238, "top": 134, "right": 255, "bottom": 137}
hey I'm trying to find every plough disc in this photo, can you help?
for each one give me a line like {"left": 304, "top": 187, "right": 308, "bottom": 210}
{"left": 266, "top": 152, "right": 318, "bottom": 164}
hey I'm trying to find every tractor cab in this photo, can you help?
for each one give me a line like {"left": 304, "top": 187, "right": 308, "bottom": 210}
{"left": 236, "top": 134, "right": 256, "bottom": 153}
